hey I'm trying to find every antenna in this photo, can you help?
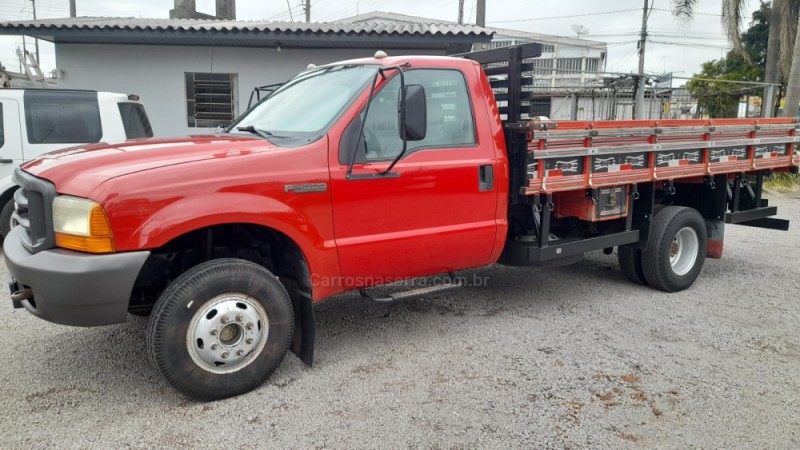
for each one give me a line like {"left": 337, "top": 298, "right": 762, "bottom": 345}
{"left": 571, "top": 24, "right": 589, "bottom": 38}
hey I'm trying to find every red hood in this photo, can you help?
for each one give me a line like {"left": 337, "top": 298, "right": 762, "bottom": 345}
{"left": 22, "top": 135, "right": 276, "bottom": 197}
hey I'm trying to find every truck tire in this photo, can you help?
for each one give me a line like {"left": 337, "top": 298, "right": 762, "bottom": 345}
{"left": 0, "top": 198, "right": 15, "bottom": 238}
{"left": 147, "top": 258, "right": 294, "bottom": 401}
{"left": 617, "top": 244, "right": 646, "bottom": 285}
{"left": 641, "top": 206, "right": 707, "bottom": 292}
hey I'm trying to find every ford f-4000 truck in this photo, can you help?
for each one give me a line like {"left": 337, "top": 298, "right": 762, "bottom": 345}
{"left": 5, "top": 44, "right": 797, "bottom": 400}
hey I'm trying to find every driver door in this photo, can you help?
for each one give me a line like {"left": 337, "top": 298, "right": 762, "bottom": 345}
{"left": 329, "top": 68, "right": 499, "bottom": 288}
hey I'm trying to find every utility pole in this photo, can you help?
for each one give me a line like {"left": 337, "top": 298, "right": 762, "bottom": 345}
{"left": 69, "top": 0, "right": 76, "bottom": 17}
{"left": 633, "top": 0, "right": 649, "bottom": 120}
{"left": 31, "top": 0, "right": 40, "bottom": 66}
{"left": 476, "top": 0, "right": 486, "bottom": 27}
{"left": 458, "top": 0, "right": 464, "bottom": 24}
{"left": 304, "top": 0, "right": 310, "bottom": 22}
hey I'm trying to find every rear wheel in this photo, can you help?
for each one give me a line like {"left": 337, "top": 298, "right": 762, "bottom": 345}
{"left": 618, "top": 244, "right": 646, "bottom": 285}
{"left": 147, "top": 258, "right": 294, "bottom": 401}
{"left": 642, "top": 206, "right": 707, "bottom": 292}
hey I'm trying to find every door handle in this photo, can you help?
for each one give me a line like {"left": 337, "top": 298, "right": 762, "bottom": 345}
{"left": 478, "top": 164, "right": 494, "bottom": 191}
{"left": 0, "top": 159, "right": 13, "bottom": 164}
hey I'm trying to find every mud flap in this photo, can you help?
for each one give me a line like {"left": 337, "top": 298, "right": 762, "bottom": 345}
{"left": 291, "top": 291, "right": 316, "bottom": 367}
{"left": 282, "top": 278, "right": 316, "bottom": 367}
{"left": 706, "top": 219, "right": 724, "bottom": 259}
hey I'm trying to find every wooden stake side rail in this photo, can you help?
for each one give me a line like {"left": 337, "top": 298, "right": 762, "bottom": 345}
{"left": 511, "top": 118, "right": 800, "bottom": 194}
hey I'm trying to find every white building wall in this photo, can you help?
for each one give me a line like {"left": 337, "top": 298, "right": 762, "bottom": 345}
{"left": 550, "top": 96, "right": 665, "bottom": 121}
{"left": 55, "top": 44, "right": 442, "bottom": 137}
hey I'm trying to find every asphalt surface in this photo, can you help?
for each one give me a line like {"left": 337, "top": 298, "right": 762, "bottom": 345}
{"left": 2, "top": 193, "right": 800, "bottom": 449}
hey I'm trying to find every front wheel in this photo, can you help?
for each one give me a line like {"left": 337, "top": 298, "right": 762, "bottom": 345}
{"left": 147, "top": 258, "right": 294, "bottom": 401}
{"left": 642, "top": 206, "right": 707, "bottom": 292}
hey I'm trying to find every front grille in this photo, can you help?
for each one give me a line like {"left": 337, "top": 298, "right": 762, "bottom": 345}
{"left": 12, "top": 168, "right": 56, "bottom": 254}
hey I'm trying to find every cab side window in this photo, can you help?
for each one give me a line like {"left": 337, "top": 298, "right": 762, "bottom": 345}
{"left": 363, "top": 69, "right": 475, "bottom": 161}
{"left": 118, "top": 103, "right": 154, "bottom": 139}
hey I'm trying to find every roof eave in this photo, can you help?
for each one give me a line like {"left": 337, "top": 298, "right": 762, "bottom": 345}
{"left": 0, "top": 26, "right": 492, "bottom": 49}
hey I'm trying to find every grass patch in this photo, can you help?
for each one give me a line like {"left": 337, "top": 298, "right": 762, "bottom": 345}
{"left": 764, "top": 172, "right": 800, "bottom": 192}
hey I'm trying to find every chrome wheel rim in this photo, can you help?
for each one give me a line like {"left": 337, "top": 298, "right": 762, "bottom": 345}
{"left": 186, "top": 293, "right": 269, "bottom": 374}
{"left": 670, "top": 226, "right": 699, "bottom": 276}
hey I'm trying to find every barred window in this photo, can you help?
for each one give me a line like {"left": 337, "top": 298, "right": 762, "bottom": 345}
{"left": 556, "top": 58, "right": 583, "bottom": 74}
{"left": 530, "top": 58, "right": 553, "bottom": 76}
{"left": 186, "top": 72, "right": 238, "bottom": 128}
{"left": 489, "top": 40, "right": 513, "bottom": 49}
{"left": 586, "top": 58, "right": 600, "bottom": 72}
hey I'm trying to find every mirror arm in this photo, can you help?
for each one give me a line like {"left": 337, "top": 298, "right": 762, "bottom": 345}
{"left": 347, "top": 63, "right": 411, "bottom": 179}
{"left": 384, "top": 69, "right": 408, "bottom": 174}
{"left": 347, "top": 71, "right": 380, "bottom": 178}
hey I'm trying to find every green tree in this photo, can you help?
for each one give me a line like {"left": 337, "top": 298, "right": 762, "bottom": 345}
{"left": 687, "top": 56, "right": 760, "bottom": 117}
{"left": 686, "top": 5, "right": 766, "bottom": 117}
{"left": 741, "top": 2, "right": 772, "bottom": 79}
{"left": 673, "top": 0, "right": 796, "bottom": 116}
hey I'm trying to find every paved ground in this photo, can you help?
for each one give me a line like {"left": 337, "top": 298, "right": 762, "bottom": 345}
{"left": 2, "top": 193, "right": 800, "bottom": 449}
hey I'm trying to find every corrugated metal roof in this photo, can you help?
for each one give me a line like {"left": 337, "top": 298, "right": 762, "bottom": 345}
{"left": 0, "top": 17, "right": 490, "bottom": 52}
{"left": 0, "top": 17, "right": 490, "bottom": 37}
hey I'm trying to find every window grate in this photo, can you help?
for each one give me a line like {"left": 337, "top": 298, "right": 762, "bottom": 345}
{"left": 185, "top": 73, "right": 237, "bottom": 128}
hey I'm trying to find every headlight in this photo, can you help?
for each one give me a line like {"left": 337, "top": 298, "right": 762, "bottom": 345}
{"left": 53, "top": 195, "right": 115, "bottom": 253}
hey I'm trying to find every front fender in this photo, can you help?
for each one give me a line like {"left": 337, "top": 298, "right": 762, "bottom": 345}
{"left": 113, "top": 192, "right": 341, "bottom": 300}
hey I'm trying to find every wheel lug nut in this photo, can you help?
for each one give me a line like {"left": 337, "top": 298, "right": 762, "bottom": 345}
{"left": 221, "top": 316, "right": 230, "bottom": 324}
{"left": 245, "top": 322, "right": 254, "bottom": 330}
{"left": 211, "top": 344, "right": 219, "bottom": 351}
{"left": 235, "top": 314, "right": 244, "bottom": 322}
{"left": 236, "top": 349, "right": 244, "bottom": 356}
{"left": 210, "top": 329, "right": 218, "bottom": 336}
{"left": 245, "top": 338, "right": 254, "bottom": 345}
{"left": 221, "top": 351, "right": 229, "bottom": 359}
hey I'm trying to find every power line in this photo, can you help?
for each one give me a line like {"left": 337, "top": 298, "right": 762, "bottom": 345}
{"left": 649, "top": 40, "right": 733, "bottom": 50}
{"left": 467, "top": 0, "right": 475, "bottom": 24}
{"left": 488, "top": 8, "right": 640, "bottom": 24}
{"left": 651, "top": 7, "right": 723, "bottom": 17}
{"left": 317, "top": 0, "right": 391, "bottom": 22}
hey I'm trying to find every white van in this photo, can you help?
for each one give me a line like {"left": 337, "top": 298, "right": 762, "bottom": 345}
{"left": 0, "top": 89, "right": 152, "bottom": 236}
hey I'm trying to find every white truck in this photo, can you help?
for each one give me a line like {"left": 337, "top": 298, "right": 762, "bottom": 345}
{"left": 0, "top": 89, "right": 152, "bottom": 236}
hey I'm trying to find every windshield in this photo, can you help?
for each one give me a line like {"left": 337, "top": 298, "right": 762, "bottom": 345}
{"left": 231, "top": 64, "right": 376, "bottom": 138}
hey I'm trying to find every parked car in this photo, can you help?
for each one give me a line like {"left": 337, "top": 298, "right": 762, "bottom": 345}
{"left": 0, "top": 89, "right": 152, "bottom": 237}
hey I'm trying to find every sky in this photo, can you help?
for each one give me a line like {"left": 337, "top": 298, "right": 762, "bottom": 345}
{"left": 0, "top": 0, "right": 759, "bottom": 85}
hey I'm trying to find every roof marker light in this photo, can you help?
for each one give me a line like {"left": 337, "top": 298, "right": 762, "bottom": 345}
{"left": 374, "top": 50, "right": 388, "bottom": 59}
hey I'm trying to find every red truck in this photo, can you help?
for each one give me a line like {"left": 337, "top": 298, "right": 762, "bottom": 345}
{"left": 5, "top": 44, "right": 798, "bottom": 400}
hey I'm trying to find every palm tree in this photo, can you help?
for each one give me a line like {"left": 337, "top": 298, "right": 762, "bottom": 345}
{"left": 782, "top": 13, "right": 800, "bottom": 116}
{"left": 672, "top": 0, "right": 797, "bottom": 116}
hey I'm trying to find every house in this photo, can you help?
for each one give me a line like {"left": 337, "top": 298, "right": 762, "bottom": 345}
{"left": 0, "top": 15, "right": 489, "bottom": 137}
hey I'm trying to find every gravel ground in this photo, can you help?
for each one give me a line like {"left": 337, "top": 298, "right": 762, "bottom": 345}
{"left": 2, "top": 193, "right": 800, "bottom": 449}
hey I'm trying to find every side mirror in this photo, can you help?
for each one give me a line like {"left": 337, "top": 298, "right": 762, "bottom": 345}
{"left": 400, "top": 84, "right": 427, "bottom": 141}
